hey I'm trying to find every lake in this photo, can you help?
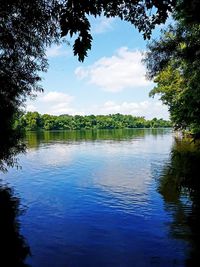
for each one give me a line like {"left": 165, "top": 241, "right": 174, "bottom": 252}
{"left": 0, "top": 129, "right": 199, "bottom": 267}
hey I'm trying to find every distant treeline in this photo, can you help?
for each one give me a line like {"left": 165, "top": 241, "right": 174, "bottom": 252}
{"left": 16, "top": 112, "right": 172, "bottom": 131}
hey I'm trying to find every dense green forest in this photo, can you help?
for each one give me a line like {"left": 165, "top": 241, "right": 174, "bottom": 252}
{"left": 17, "top": 112, "right": 172, "bottom": 131}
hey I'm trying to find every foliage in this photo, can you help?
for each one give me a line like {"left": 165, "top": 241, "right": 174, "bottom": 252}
{"left": 0, "top": 0, "right": 60, "bottom": 170}
{"left": 0, "top": 0, "right": 60, "bottom": 171}
{"left": 144, "top": 22, "right": 200, "bottom": 134}
{"left": 59, "top": 0, "right": 200, "bottom": 61}
{"left": 175, "top": 0, "right": 200, "bottom": 25}
{"left": 1, "top": 0, "right": 199, "bottom": 124}
{"left": 0, "top": 0, "right": 59, "bottom": 137}
{"left": 0, "top": 0, "right": 198, "bottom": 128}
{"left": 1, "top": 0, "right": 200, "bottom": 169}
{"left": 17, "top": 112, "right": 171, "bottom": 131}
{"left": 59, "top": 0, "right": 176, "bottom": 61}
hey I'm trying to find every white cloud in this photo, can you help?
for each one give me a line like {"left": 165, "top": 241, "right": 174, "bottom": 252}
{"left": 26, "top": 104, "right": 37, "bottom": 112}
{"left": 41, "top": 91, "right": 73, "bottom": 104}
{"left": 91, "top": 16, "right": 115, "bottom": 34}
{"left": 46, "top": 44, "right": 69, "bottom": 58}
{"left": 85, "top": 100, "right": 169, "bottom": 120}
{"left": 75, "top": 47, "right": 152, "bottom": 92}
{"left": 26, "top": 92, "right": 169, "bottom": 119}
{"left": 26, "top": 91, "right": 80, "bottom": 115}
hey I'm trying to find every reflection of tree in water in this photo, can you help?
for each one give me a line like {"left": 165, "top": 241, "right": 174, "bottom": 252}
{"left": 0, "top": 184, "right": 30, "bottom": 267}
{"left": 0, "top": 96, "right": 29, "bottom": 264}
{"left": 25, "top": 128, "right": 168, "bottom": 148}
{"left": 0, "top": 126, "right": 25, "bottom": 172}
{"left": 158, "top": 138, "right": 200, "bottom": 267}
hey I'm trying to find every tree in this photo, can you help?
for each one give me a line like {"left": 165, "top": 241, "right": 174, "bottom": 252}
{"left": 175, "top": 0, "right": 200, "bottom": 25}
{"left": 144, "top": 22, "right": 200, "bottom": 134}
{"left": 0, "top": 0, "right": 197, "bottom": 129}
{"left": 59, "top": 0, "right": 176, "bottom": 61}
{"left": 0, "top": 0, "right": 199, "bottom": 168}
{"left": 0, "top": 0, "right": 59, "bottom": 169}
{"left": 17, "top": 111, "right": 171, "bottom": 130}
{"left": 58, "top": 0, "right": 200, "bottom": 61}
{"left": 0, "top": 0, "right": 59, "bottom": 132}
{"left": 1, "top": 0, "right": 199, "bottom": 124}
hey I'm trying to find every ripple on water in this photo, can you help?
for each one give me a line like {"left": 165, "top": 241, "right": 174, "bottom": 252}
{"left": 0, "top": 129, "right": 192, "bottom": 267}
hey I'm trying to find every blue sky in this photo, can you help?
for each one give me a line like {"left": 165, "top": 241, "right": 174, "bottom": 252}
{"left": 27, "top": 16, "right": 169, "bottom": 119}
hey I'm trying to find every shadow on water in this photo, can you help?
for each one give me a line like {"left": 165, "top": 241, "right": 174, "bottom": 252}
{"left": 0, "top": 183, "right": 30, "bottom": 267}
{"left": 0, "top": 125, "right": 30, "bottom": 266}
{"left": 158, "top": 138, "right": 200, "bottom": 267}
{"left": 0, "top": 127, "right": 25, "bottom": 173}
{"left": 3, "top": 128, "right": 200, "bottom": 267}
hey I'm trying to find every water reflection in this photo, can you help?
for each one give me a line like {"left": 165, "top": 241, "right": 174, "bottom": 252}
{"left": 0, "top": 127, "right": 25, "bottom": 172}
{"left": 92, "top": 156, "right": 152, "bottom": 215}
{"left": 0, "top": 183, "right": 30, "bottom": 267}
{"left": 25, "top": 128, "right": 170, "bottom": 148}
{"left": 0, "top": 123, "right": 29, "bottom": 265}
{"left": 3, "top": 128, "right": 199, "bottom": 267}
{"left": 2, "top": 129, "right": 176, "bottom": 267}
{"left": 158, "top": 138, "right": 200, "bottom": 267}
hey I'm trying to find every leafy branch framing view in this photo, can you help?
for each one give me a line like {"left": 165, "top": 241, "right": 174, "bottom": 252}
{"left": 0, "top": 0, "right": 200, "bottom": 138}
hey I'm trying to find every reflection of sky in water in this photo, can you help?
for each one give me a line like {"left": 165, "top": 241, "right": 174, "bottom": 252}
{"left": 26, "top": 144, "right": 76, "bottom": 167}
{"left": 3, "top": 133, "right": 171, "bottom": 223}
{"left": 1, "top": 129, "right": 189, "bottom": 267}
{"left": 2, "top": 132, "right": 173, "bottom": 211}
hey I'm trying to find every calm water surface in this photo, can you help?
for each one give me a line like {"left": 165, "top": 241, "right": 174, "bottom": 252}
{"left": 0, "top": 129, "right": 196, "bottom": 266}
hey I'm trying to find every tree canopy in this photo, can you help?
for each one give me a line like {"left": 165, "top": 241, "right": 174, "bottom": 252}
{"left": 0, "top": 0, "right": 59, "bottom": 125}
{"left": 144, "top": 21, "right": 200, "bottom": 134}
{"left": 0, "top": 0, "right": 59, "bottom": 170}
{"left": 58, "top": 0, "right": 200, "bottom": 61}
{"left": 1, "top": 0, "right": 200, "bottom": 169}
{"left": 59, "top": 0, "right": 176, "bottom": 61}
{"left": 1, "top": 0, "right": 199, "bottom": 116}
{"left": 17, "top": 112, "right": 171, "bottom": 131}
{"left": 0, "top": 0, "right": 175, "bottom": 131}
{"left": 0, "top": 0, "right": 199, "bottom": 122}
